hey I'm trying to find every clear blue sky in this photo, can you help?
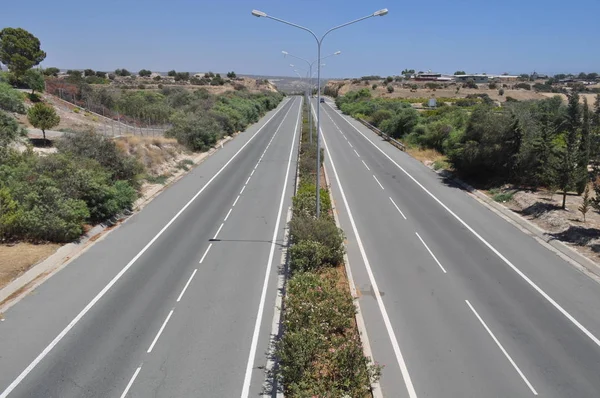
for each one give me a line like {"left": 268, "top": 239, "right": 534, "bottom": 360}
{"left": 2, "top": 0, "right": 598, "bottom": 78}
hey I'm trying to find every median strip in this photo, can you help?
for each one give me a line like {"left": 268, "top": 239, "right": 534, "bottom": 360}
{"left": 273, "top": 98, "right": 381, "bottom": 397}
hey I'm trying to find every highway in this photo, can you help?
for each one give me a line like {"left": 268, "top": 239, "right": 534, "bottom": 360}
{"left": 0, "top": 96, "right": 302, "bottom": 398}
{"left": 315, "top": 98, "right": 600, "bottom": 398}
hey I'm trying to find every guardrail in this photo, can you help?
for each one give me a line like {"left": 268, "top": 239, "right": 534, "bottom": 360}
{"left": 358, "top": 118, "right": 406, "bottom": 151}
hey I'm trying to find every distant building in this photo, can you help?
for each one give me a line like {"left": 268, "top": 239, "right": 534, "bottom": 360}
{"left": 531, "top": 71, "right": 548, "bottom": 80}
{"left": 413, "top": 72, "right": 453, "bottom": 82}
{"left": 454, "top": 74, "right": 489, "bottom": 83}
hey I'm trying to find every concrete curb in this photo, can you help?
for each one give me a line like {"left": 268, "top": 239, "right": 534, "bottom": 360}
{"left": 435, "top": 169, "right": 600, "bottom": 281}
{"left": 323, "top": 162, "right": 383, "bottom": 398}
{"left": 0, "top": 133, "right": 237, "bottom": 312}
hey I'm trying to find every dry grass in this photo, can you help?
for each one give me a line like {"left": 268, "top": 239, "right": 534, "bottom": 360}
{"left": 115, "top": 136, "right": 185, "bottom": 174}
{"left": 407, "top": 147, "right": 444, "bottom": 163}
{"left": 0, "top": 243, "right": 62, "bottom": 289}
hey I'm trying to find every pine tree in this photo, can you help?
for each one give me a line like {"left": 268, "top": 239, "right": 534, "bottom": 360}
{"left": 579, "top": 185, "right": 591, "bottom": 223}
{"left": 575, "top": 97, "right": 591, "bottom": 194}
{"left": 557, "top": 92, "right": 581, "bottom": 209}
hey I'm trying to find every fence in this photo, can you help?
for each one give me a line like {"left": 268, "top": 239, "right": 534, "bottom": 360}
{"left": 357, "top": 118, "right": 406, "bottom": 151}
{"left": 45, "top": 79, "right": 171, "bottom": 137}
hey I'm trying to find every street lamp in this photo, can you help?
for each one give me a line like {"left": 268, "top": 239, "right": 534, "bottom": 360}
{"left": 253, "top": 8, "right": 388, "bottom": 217}
{"left": 283, "top": 51, "right": 341, "bottom": 145}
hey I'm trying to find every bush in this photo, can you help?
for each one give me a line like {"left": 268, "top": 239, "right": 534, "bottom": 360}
{"left": 0, "top": 111, "right": 26, "bottom": 146}
{"left": 380, "top": 107, "right": 419, "bottom": 138}
{"left": 277, "top": 271, "right": 380, "bottom": 397}
{"left": 166, "top": 112, "right": 221, "bottom": 151}
{"left": 372, "top": 84, "right": 378, "bottom": 90}
{"left": 56, "top": 131, "right": 144, "bottom": 186}
{"left": 293, "top": 181, "right": 331, "bottom": 219}
{"left": 488, "top": 82, "right": 498, "bottom": 89}
{"left": 499, "top": 88, "right": 505, "bottom": 96}
{"left": 289, "top": 215, "right": 344, "bottom": 266}
{"left": 387, "top": 84, "right": 394, "bottom": 93}
{"left": 289, "top": 240, "right": 329, "bottom": 273}
{"left": 0, "top": 82, "right": 25, "bottom": 113}
{"left": 515, "top": 82, "right": 531, "bottom": 90}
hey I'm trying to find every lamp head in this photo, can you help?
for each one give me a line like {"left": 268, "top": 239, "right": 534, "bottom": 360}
{"left": 373, "top": 8, "right": 388, "bottom": 16}
{"left": 282, "top": 51, "right": 288, "bottom": 56}
{"left": 251, "top": 9, "right": 267, "bottom": 17}
{"left": 334, "top": 51, "right": 342, "bottom": 55}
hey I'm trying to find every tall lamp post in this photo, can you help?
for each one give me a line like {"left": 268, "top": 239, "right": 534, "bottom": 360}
{"left": 253, "top": 8, "right": 389, "bottom": 217}
{"left": 283, "top": 50, "right": 341, "bottom": 144}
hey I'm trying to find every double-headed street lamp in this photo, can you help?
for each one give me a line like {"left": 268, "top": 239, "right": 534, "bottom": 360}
{"left": 283, "top": 51, "right": 341, "bottom": 144}
{"left": 252, "top": 8, "right": 389, "bottom": 217}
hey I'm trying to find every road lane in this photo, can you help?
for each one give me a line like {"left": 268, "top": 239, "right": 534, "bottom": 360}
{"left": 0, "top": 97, "right": 300, "bottom": 398}
{"left": 317, "top": 99, "right": 600, "bottom": 397}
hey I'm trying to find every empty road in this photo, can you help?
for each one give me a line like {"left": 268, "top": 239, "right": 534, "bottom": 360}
{"left": 315, "top": 98, "right": 600, "bottom": 398}
{"left": 0, "top": 97, "right": 302, "bottom": 397}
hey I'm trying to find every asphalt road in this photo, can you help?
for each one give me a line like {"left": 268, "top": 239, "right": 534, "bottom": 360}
{"left": 314, "top": 98, "right": 600, "bottom": 398}
{"left": 0, "top": 96, "right": 302, "bottom": 398}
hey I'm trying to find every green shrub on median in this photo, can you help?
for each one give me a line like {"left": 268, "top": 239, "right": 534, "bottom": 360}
{"left": 278, "top": 271, "right": 381, "bottom": 397}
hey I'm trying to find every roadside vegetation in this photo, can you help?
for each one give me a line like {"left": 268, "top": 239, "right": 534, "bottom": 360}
{"left": 276, "top": 100, "right": 381, "bottom": 397}
{"left": 0, "top": 26, "right": 285, "bottom": 246}
{"left": 336, "top": 88, "right": 600, "bottom": 209}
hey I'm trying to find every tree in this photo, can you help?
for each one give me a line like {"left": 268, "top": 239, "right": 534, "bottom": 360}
{"left": 114, "top": 68, "right": 131, "bottom": 77}
{"left": 387, "top": 84, "right": 394, "bottom": 93}
{"left": 84, "top": 69, "right": 95, "bottom": 77}
{"left": 0, "top": 28, "right": 46, "bottom": 80}
{"left": 23, "top": 68, "right": 45, "bottom": 94}
{"left": 138, "top": 69, "right": 152, "bottom": 77}
{"left": 557, "top": 92, "right": 581, "bottom": 209}
{"left": 579, "top": 185, "right": 591, "bottom": 222}
{"left": 27, "top": 102, "right": 59, "bottom": 140}
{"left": 454, "top": 71, "right": 466, "bottom": 75}
{"left": 371, "top": 84, "right": 377, "bottom": 90}
{"left": 401, "top": 69, "right": 415, "bottom": 75}
{"left": 167, "top": 70, "right": 177, "bottom": 77}
{"left": 43, "top": 67, "right": 60, "bottom": 77}
{"left": 575, "top": 97, "right": 591, "bottom": 194}
{"left": 175, "top": 72, "right": 190, "bottom": 82}
{"left": 386, "top": 76, "right": 393, "bottom": 83}
{"left": 226, "top": 71, "right": 236, "bottom": 78}
{"left": 95, "top": 71, "right": 107, "bottom": 78}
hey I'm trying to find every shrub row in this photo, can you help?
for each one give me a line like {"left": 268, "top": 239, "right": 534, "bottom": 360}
{"left": 276, "top": 99, "right": 380, "bottom": 396}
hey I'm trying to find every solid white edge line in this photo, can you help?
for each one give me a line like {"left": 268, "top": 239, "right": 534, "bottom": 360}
{"left": 199, "top": 243, "right": 213, "bottom": 264}
{"left": 362, "top": 160, "right": 371, "bottom": 171}
{"left": 241, "top": 97, "right": 301, "bottom": 397}
{"left": 213, "top": 223, "right": 224, "bottom": 240}
{"left": 415, "top": 232, "right": 447, "bottom": 273}
{"left": 0, "top": 97, "right": 293, "bottom": 398}
{"left": 373, "top": 175, "right": 385, "bottom": 190}
{"left": 262, "top": 207, "right": 292, "bottom": 398}
{"left": 177, "top": 269, "right": 198, "bottom": 302}
{"left": 147, "top": 309, "right": 174, "bottom": 353}
{"left": 354, "top": 149, "right": 360, "bottom": 157}
{"left": 233, "top": 195, "right": 240, "bottom": 207}
{"left": 313, "top": 102, "right": 418, "bottom": 398}
{"left": 119, "top": 366, "right": 142, "bottom": 398}
{"left": 224, "top": 208, "right": 233, "bottom": 222}
{"left": 465, "top": 300, "right": 538, "bottom": 395}
{"left": 389, "top": 197, "right": 407, "bottom": 220}
{"left": 323, "top": 103, "right": 600, "bottom": 350}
